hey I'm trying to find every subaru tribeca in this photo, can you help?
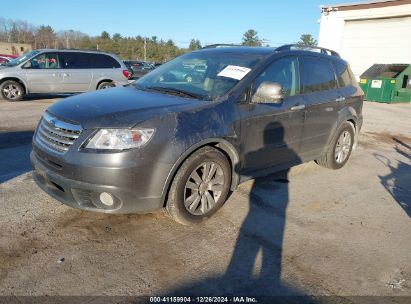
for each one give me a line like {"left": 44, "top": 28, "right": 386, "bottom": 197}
{"left": 31, "top": 44, "right": 364, "bottom": 225}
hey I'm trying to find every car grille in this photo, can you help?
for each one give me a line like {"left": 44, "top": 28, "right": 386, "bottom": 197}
{"left": 35, "top": 112, "right": 82, "bottom": 154}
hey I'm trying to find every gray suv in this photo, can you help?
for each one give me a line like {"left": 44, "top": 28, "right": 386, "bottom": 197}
{"left": 31, "top": 44, "right": 364, "bottom": 225}
{"left": 0, "top": 49, "right": 130, "bottom": 101}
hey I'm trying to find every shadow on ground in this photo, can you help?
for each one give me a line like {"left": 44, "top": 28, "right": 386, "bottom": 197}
{"left": 377, "top": 137, "right": 411, "bottom": 217}
{"left": 162, "top": 174, "right": 316, "bottom": 303}
{"left": 162, "top": 122, "right": 311, "bottom": 302}
{"left": 22, "top": 93, "right": 72, "bottom": 101}
{"left": 0, "top": 131, "right": 34, "bottom": 183}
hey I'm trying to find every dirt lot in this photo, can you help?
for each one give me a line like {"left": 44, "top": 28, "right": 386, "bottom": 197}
{"left": 0, "top": 96, "right": 410, "bottom": 301}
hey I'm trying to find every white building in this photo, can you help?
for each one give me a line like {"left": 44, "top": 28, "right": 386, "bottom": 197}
{"left": 318, "top": 0, "right": 411, "bottom": 79}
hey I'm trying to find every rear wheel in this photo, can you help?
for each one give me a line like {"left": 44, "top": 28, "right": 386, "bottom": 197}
{"left": 165, "top": 146, "right": 231, "bottom": 225}
{"left": 97, "top": 81, "right": 115, "bottom": 90}
{"left": 0, "top": 80, "right": 24, "bottom": 101}
{"left": 316, "top": 121, "right": 355, "bottom": 170}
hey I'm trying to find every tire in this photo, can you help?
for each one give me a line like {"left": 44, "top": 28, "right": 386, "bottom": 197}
{"left": 0, "top": 80, "right": 24, "bottom": 102}
{"left": 97, "top": 81, "right": 115, "bottom": 90}
{"left": 316, "top": 121, "right": 355, "bottom": 170}
{"left": 165, "top": 146, "right": 232, "bottom": 225}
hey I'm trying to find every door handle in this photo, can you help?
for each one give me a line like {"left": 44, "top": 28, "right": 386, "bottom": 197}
{"left": 63, "top": 73, "right": 70, "bottom": 77}
{"left": 52, "top": 73, "right": 57, "bottom": 77}
{"left": 290, "top": 104, "right": 306, "bottom": 111}
{"left": 336, "top": 97, "right": 346, "bottom": 102}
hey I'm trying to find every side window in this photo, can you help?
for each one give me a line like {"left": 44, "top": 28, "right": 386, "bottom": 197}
{"left": 30, "top": 53, "right": 60, "bottom": 69}
{"left": 333, "top": 61, "right": 352, "bottom": 87}
{"left": 60, "top": 52, "right": 91, "bottom": 69}
{"left": 90, "top": 54, "right": 121, "bottom": 68}
{"left": 300, "top": 57, "right": 338, "bottom": 93}
{"left": 254, "top": 56, "right": 299, "bottom": 97}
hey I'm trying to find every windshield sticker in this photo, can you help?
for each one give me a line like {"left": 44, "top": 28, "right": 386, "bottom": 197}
{"left": 217, "top": 65, "right": 251, "bottom": 80}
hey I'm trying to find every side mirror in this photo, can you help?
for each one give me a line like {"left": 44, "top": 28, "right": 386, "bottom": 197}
{"left": 252, "top": 81, "right": 284, "bottom": 104}
{"left": 22, "top": 61, "right": 32, "bottom": 69}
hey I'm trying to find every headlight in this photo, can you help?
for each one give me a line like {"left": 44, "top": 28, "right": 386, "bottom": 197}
{"left": 85, "top": 128, "right": 155, "bottom": 150}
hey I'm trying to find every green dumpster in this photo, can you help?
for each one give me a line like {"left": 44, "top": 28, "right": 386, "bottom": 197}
{"left": 359, "top": 64, "right": 411, "bottom": 103}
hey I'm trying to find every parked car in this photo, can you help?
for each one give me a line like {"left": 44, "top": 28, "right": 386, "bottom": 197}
{"left": 0, "top": 56, "right": 11, "bottom": 66}
{"left": 123, "top": 60, "right": 154, "bottom": 79}
{"left": 0, "top": 49, "right": 130, "bottom": 101}
{"left": 31, "top": 44, "right": 364, "bottom": 225}
{"left": 163, "top": 65, "right": 197, "bottom": 83}
{"left": 161, "top": 63, "right": 208, "bottom": 83}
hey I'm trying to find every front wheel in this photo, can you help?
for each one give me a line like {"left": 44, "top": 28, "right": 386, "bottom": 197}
{"left": 0, "top": 80, "right": 24, "bottom": 101}
{"left": 316, "top": 121, "right": 355, "bottom": 170}
{"left": 165, "top": 146, "right": 232, "bottom": 225}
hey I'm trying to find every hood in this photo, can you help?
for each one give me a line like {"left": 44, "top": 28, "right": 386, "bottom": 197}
{"left": 47, "top": 86, "right": 201, "bottom": 129}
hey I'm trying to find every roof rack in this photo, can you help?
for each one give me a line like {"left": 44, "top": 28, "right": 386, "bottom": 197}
{"left": 59, "top": 48, "right": 105, "bottom": 52}
{"left": 275, "top": 44, "right": 340, "bottom": 58}
{"left": 201, "top": 44, "right": 244, "bottom": 49}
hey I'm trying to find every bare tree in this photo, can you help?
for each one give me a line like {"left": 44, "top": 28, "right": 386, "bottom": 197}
{"left": 35, "top": 25, "right": 56, "bottom": 48}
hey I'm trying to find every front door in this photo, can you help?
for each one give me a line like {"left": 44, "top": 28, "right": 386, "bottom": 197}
{"left": 25, "top": 52, "right": 63, "bottom": 93}
{"left": 240, "top": 56, "right": 305, "bottom": 177}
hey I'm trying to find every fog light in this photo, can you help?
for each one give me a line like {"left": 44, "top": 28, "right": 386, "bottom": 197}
{"left": 99, "top": 192, "right": 114, "bottom": 206}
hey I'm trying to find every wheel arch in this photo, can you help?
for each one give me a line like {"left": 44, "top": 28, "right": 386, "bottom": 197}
{"left": 161, "top": 138, "right": 240, "bottom": 207}
{"left": 96, "top": 79, "right": 114, "bottom": 90}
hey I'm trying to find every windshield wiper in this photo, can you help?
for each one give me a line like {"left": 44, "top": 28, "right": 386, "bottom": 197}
{"left": 145, "top": 86, "right": 204, "bottom": 100}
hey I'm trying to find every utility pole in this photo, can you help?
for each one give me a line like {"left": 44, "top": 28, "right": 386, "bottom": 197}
{"left": 144, "top": 38, "right": 147, "bottom": 62}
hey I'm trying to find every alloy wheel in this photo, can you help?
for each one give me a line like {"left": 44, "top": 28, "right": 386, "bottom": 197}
{"left": 335, "top": 130, "right": 352, "bottom": 164}
{"left": 184, "top": 161, "right": 225, "bottom": 215}
{"left": 2, "top": 84, "right": 21, "bottom": 100}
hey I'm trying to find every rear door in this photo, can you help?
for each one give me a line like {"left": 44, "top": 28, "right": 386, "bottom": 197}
{"left": 59, "top": 52, "right": 93, "bottom": 92}
{"left": 240, "top": 56, "right": 306, "bottom": 176}
{"left": 333, "top": 60, "right": 364, "bottom": 126}
{"left": 89, "top": 53, "right": 122, "bottom": 87}
{"left": 25, "top": 52, "right": 63, "bottom": 93}
{"left": 299, "top": 56, "right": 341, "bottom": 158}
{"left": 333, "top": 59, "right": 360, "bottom": 108}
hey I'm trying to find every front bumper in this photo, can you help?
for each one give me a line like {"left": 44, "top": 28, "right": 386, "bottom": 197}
{"left": 30, "top": 147, "right": 171, "bottom": 214}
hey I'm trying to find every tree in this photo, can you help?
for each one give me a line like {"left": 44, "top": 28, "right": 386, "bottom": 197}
{"left": 188, "top": 39, "right": 202, "bottom": 50}
{"left": 35, "top": 25, "right": 56, "bottom": 48}
{"left": 100, "top": 31, "right": 110, "bottom": 40}
{"left": 297, "top": 34, "right": 317, "bottom": 46}
{"left": 79, "top": 36, "right": 93, "bottom": 49}
{"left": 241, "top": 29, "right": 262, "bottom": 46}
{"left": 112, "top": 33, "right": 122, "bottom": 41}
{"left": 0, "top": 17, "right": 201, "bottom": 63}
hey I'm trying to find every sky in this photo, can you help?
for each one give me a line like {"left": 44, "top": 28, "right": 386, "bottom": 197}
{"left": 2, "top": 0, "right": 360, "bottom": 47}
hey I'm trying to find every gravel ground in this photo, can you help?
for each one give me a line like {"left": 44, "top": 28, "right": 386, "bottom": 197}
{"left": 0, "top": 96, "right": 410, "bottom": 301}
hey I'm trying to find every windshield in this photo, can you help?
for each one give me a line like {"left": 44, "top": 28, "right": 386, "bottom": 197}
{"left": 135, "top": 51, "right": 261, "bottom": 101}
{"left": 6, "top": 50, "right": 41, "bottom": 67}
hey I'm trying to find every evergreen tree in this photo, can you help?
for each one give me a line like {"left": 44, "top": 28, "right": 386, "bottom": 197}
{"left": 297, "top": 34, "right": 317, "bottom": 46}
{"left": 241, "top": 29, "right": 262, "bottom": 46}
